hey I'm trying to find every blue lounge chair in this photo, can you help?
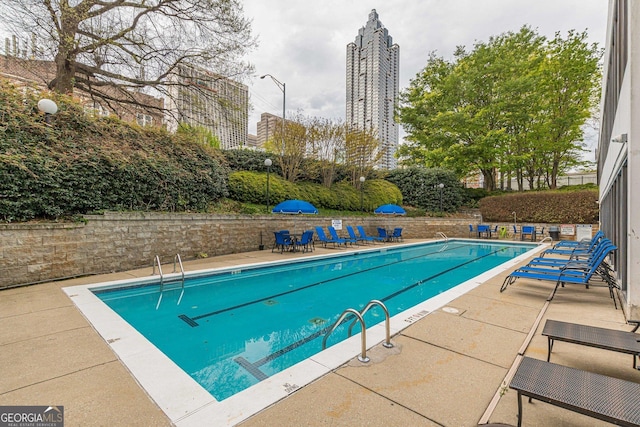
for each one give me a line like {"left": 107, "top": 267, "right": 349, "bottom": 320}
{"left": 391, "top": 227, "right": 403, "bottom": 242}
{"left": 314, "top": 226, "right": 343, "bottom": 248}
{"left": 356, "top": 225, "right": 378, "bottom": 244}
{"left": 272, "top": 231, "right": 293, "bottom": 253}
{"left": 295, "top": 230, "right": 314, "bottom": 253}
{"left": 328, "top": 226, "right": 351, "bottom": 246}
{"left": 541, "top": 232, "right": 604, "bottom": 257}
{"left": 346, "top": 225, "right": 364, "bottom": 245}
{"left": 551, "top": 230, "right": 604, "bottom": 249}
{"left": 500, "top": 243, "right": 618, "bottom": 304}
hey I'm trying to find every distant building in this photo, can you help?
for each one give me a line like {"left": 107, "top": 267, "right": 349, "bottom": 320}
{"left": 346, "top": 9, "right": 400, "bottom": 170}
{"left": 256, "top": 112, "right": 284, "bottom": 148}
{"left": 0, "top": 54, "right": 164, "bottom": 126}
{"left": 165, "top": 64, "right": 248, "bottom": 149}
{"left": 246, "top": 134, "right": 259, "bottom": 149}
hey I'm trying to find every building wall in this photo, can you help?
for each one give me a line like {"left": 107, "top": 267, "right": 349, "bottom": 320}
{"left": 598, "top": 0, "right": 639, "bottom": 318}
{"left": 346, "top": 9, "right": 399, "bottom": 170}
{"left": 165, "top": 64, "right": 248, "bottom": 149}
{"left": 2, "top": 213, "right": 491, "bottom": 289}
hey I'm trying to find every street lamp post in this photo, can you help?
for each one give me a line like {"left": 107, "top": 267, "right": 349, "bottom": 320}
{"left": 260, "top": 74, "right": 285, "bottom": 151}
{"left": 438, "top": 183, "right": 445, "bottom": 212}
{"left": 359, "top": 176, "right": 366, "bottom": 212}
{"left": 265, "top": 158, "right": 272, "bottom": 213}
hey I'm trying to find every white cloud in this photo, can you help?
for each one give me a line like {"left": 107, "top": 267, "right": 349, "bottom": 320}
{"left": 243, "top": 0, "right": 608, "bottom": 137}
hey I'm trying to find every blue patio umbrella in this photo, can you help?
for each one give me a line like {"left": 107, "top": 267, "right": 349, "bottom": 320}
{"left": 272, "top": 199, "right": 319, "bottom": 215}
{"left": 374, "top": 204, "right": 406, "bottom": 215}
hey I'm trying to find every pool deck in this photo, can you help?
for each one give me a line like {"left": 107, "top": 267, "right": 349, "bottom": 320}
{"left": 1, "top": 239, "right": 636, "bottom": 426}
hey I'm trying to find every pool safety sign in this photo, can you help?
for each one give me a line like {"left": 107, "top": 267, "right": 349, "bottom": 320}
{"left": 576, "top": 224, "right": 593, "bottom": 241}
{"left": 331, "top": 219, "right": 343, "bottom": 230}
{"left": 0, "top": 406, "right": 64, "bottom": 427}
{"left": 560, "top": 224, "right": 575, "bottom": 236}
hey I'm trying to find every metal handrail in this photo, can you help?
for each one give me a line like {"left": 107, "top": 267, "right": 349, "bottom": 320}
{"left": 153, "top": 255, "right": 164, "bottom": 286}
{"left": 173, "top": 254, "right": 185, "bottom": 285}
{"left": 322, "top": 308, "right": 370, "bottom": 363}
{"left": 538, "top": 237, "right": 553, "bottom": 245}
{"left": 436, "top": 232, "right": 448, "bottom": 241}
{"left": 348, "top": 300, "right": 393, "bottom": 348}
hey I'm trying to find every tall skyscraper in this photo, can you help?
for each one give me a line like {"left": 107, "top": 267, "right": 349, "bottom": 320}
{"left": 346, "top": 9, "right": 400, "bottom": 170}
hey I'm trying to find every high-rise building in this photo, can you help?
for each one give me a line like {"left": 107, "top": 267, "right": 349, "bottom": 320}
{"left": 166, "top": 64, "right": 248, "bottom": 149}
{"left": 346, "top": 9, "right": 400, "bottom": 170}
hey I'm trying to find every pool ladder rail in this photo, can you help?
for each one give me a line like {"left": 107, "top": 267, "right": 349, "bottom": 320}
{"left": 436, "top": 232, "right": 448, "bottom": 241}
{"left": 153, "top": 254, "right": 185, "bottom": 309}
{"left": 322, "top": 299, "right": 393, "bottom": 363}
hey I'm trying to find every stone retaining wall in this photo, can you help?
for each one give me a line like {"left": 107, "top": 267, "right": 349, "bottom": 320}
{"left": 0, "top": 212, "right": 593, "bottom": 289}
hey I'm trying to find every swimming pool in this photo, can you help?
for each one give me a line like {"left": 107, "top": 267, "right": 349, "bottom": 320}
{"left": 65, "top": 239, "right": 540, "bottom": 425}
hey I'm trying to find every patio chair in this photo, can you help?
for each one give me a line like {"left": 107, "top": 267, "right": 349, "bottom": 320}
{"left": 272, "top": 231, "right": 293, "bottom": 253}
{"left": 477, "top": 224, "right": 491, "bottom": 238}
{"left": 328, "top": 226, "right": 352, "bottom": 246}
{"left": 391, "top": 227, "right": 403, "bottom": 242}
{"left": 520, "top": 225, "right": 536, "bottom": 241}
{"left": 509, "top": 357, "right": 640, "bottom": 427}
{"left": 541, "top": 319, "right": 640, "bottom": 369}
{"left": 314, "top": 226, "right": 344, "bottom": 248}
{"left": 377, "top": 227, "right": 390, "bottom": 242}
{"left": 469, "top": 224, "right": 475, "bottom": 238}
{"left": 295, "top": 230, "right": 314, "bottom": 253}
{"left": 346, "top": 225, "right": 365, "bottom": 245}
{"left": 499, "top": 243, "right": 618, "bottom": 303}
{"left": 356, "top": 225, "right": 381, "bottom": 244}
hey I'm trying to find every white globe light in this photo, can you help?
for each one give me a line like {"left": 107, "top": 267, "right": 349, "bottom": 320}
{"left": 264, "top": 158, "right": 272, "bottom": 167}
{"left": 37, "top": 99, "right": 58, "bottom": 115}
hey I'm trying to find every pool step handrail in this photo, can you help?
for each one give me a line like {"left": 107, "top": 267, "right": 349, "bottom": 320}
{"left": 322, "top": 308, "right": 370, "bottom": 363}
{"left": 436, "top": 232, "right": 448, "bottom": 241}
{"left": 154, "top": 254, "right": 186, "bottom": 310}
{"left": 347, "top": 300, "right": 393, "bottom": 348}
{"left": 538, "top": 236, "right": 553, "bottom": 245}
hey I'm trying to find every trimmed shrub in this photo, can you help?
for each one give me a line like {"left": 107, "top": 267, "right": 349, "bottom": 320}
{"left": 479, "top": 190, "right": 598, "bottom": 223}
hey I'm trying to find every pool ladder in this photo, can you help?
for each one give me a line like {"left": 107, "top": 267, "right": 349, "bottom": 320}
{"left": 321, "top": 299, "right": 393, "bottom": 363}
{"left": 436, "top": 232, "right": 448, "bottom": 241}
{"left": 153, "top": 254, "right": 185, "bottom": 309}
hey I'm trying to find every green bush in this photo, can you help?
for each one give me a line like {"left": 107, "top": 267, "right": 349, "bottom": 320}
{"left": 0, "top": 79, "right": 228, "bottom": 221}
{"left": 479, "top": 190, "right": 598, "bottom": 223}
{"left": 385, "top": 167, "right": 464, "bottom": 212}
{"left": 227, "top": 172, "right": 402, "bottom": 212}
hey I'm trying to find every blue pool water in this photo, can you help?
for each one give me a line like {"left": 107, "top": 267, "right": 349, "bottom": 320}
{"left": 95, "top": 240, "right": 532, "bottom": 400}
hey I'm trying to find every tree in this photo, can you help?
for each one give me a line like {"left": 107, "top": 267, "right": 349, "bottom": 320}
{"left": 397, "top": 26, "right": 601, "bottom": 191}
{"left": 264, "top": 111, "right": 308, "bottom": 182}
{"left": 177, "top": 123, "right": 220, "bottom": 148}
{"left": 0, "top": 0, "right": 255, "bottom": 118}
{"left": 306, "top": 117, "right": 345, "bottom": 188}
{"left": 344, "top": 127, "right": 382, "bottom": 187}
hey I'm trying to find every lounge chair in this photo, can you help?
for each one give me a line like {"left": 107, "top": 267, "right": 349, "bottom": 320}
{"left": 295, "top": 230, "right": 314, "bottom": 253}
{"left": 328, "top": 226, "right": 352, "bottom": 246}
{"left": 272, "top": 231, "right": 293, "bottom": 253}
{"left": 541, "top": 319, "right": 640, "bottom": 369}
{"left": 391, "top": 227, "right": 403, "bottom": 242}
{"left": 356, "top": 225, "right": 380, "bottom": 244}
{"left": 314, "top": 226, "right": 345, "bottom": 248}
{"left": 552, "top": 230, "right": 604, "bottom": 249}
{"left": 346, "top": 225, "right": 364, "bottom": 245}
{"left": 499, "top": 243, "right": 618, "bottom": 303}
{"left": 540, "top": 232, "right": 604, "bottom": 257}
{"left": 509, "top": 357, "right": 640, "bottom": 427}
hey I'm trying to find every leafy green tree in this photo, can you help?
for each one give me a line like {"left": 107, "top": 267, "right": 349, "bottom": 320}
{"left": 397, "top": 26, "right": 601, "bottom": 191}
{"left": 386, "top": 167, "right": 464, "bottom": 212}
{"left": 177, "top": 123, "right": 220, "bottom": 148}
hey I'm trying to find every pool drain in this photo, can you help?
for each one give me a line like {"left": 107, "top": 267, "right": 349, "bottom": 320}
{"left": 264, "top": 299, "right": 278, "bottom": 306}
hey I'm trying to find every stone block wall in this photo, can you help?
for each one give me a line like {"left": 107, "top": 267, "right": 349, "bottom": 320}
{"left": 0, "top": 212, "right": 596, "bottom": 289}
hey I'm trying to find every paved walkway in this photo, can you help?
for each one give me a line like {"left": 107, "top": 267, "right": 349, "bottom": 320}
{"left": 1, "top": 240, "right": 635, "bottom": 426}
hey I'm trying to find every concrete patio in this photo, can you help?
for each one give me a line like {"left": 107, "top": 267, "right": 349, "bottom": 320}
{"left": 1, "top": 239, "right": 635, "bottom": 426}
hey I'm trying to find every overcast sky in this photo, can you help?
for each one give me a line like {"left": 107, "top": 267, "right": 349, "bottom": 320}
{"left": 242, "top": 0, "right": 609, "bottom": 148}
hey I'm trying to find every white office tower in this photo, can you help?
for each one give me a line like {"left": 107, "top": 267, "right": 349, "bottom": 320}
{"left": 346, "top": 9, "right": 400, "bottom": 169}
